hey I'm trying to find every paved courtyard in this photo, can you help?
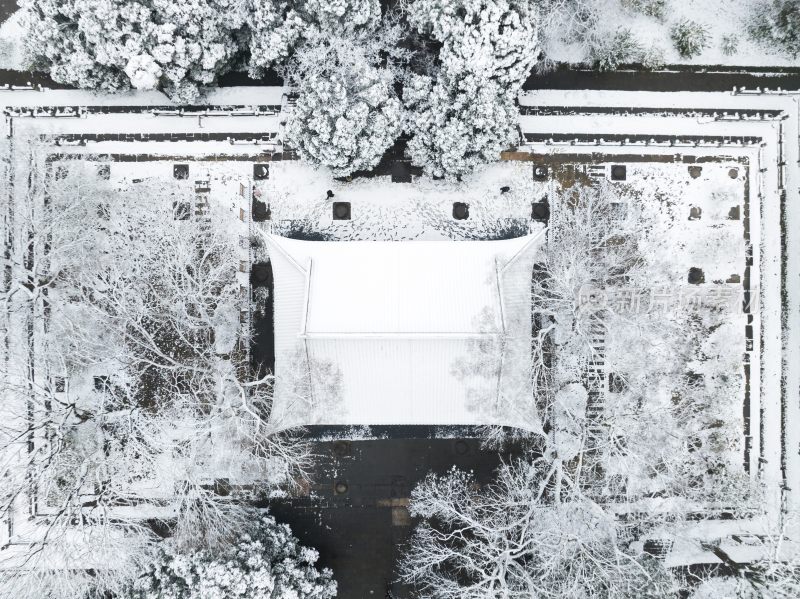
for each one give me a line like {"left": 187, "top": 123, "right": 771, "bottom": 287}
{"left": 265, "top": 434, "right": 528, "bottom": 598}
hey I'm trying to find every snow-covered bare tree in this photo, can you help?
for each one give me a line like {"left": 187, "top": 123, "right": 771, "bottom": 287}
{"left": 400, "top": 172, "right": 780, "bottom": 598}
{"left": 527, "top": 179, "right": 749, "bottom": 505}
{"left": 528, "top": 180, "right": 661, "bottom": 415}
{"left": 20, "top": 0, "right": 253, "bottom": 103}
{"left": 687, "top": 511, "right": 800, "bottom": 598}
{"left": 0, "top": 139, "right": 311, "bottom": 598}
{"left": 126, "top": 510, "right": 337, "bottom": 599}
{"left": 284, "top": 36, "right": 403, "bottom": 176}
{"left": 400, "top": 459, "right": 676, "bottom": 598}
{"left": 401, "top": 459, "right": 799, "bottom": 599}
{"left": 403, "top": 0, "right": 539, "bottom": 178}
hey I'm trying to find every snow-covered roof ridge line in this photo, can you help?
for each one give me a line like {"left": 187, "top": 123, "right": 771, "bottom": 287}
{"left": 264, "top": 230, "right": 545, "bottom": 337}
{"left": 265, "top": 231, "right": 545, "bottom": 428}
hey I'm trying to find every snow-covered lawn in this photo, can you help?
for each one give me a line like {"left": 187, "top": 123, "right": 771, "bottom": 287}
{"left": 543, "top": 0, "right": 798, "bottom": 67}
{"left": 623, "top": 161, "right": 747, "bottom": 284}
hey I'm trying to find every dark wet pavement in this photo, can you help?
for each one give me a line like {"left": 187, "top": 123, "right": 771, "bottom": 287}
{"left": 3, "top": 63, "right": 800, "bottom": 92}
{"left": 263, "top": 436, "right": 527, "bottom": 599}
{"left": 523, "top": 64, "right": 800, "bottom": 91}
{"left": 0, "top": 0, "right": 16, "bottom": 23}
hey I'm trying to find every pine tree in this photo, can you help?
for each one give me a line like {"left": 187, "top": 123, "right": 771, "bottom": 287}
{"left": 407, "top": 0, "right": 540, "bottom": 87}
{"left": 20, "top": 0, "right": 251, "bottom": 103}
{"left": 404, "top": 72, "right": 518, "bottom": 179}
{"left": 285, "top": 38, "right": 403, "bottom": 177}
{"left": 404, "top": 0, "right": 539, "bottom": 178}
{"left": 246, "top": 0, "right": 381, "bottom": 78}
{"left": 127, "top": 511, "right": 337, "bottom": 599}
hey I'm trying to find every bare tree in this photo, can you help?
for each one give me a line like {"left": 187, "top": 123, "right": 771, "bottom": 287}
{"left": 0, "top": 138, "right": 310, "bottom": 597}
{"left": 400, "top": 458, "right": 676, "bottom": 599}
{"left": 401, "top": 177, "right": 775, "bottom": 598}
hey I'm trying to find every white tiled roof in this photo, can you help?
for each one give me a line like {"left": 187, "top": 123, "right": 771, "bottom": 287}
{"left": 265, "top": 232, "right": 545, "bottom": 426}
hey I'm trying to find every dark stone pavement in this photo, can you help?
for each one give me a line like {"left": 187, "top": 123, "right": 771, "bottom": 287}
{"left": 3, "top": 61, "right": 800, "bottom": 93}
{"left": 0, "top": 0, "right": 16, "bottom": 24}
{"left": 263, "top": 436, "right": 528, "bottom": 599}
{"left": 250, "top": 261, "right": 275, "bottom": 377}
{"left": 523, "top": 64, "right": 800, "bottom": 91}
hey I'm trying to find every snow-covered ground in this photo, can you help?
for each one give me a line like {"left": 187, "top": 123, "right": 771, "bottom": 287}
{"left": 0, "top": 86, "right": 286, "bottom": 109}
{"left": 256, "top": 161, "right": 543, "bottom": 241}
{"left": 543, "top": 0, "right": 799, "bottom": 67}
{"left": 517, "top": 87, "right": 800, "bottom": 559}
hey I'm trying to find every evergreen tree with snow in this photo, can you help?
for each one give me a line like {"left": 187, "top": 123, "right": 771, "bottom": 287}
{"left": 403, "top": 0, "right": 539, "bottom": 178}
{"left": 284, "top": 37, "right": 403, "bottom": 177}
{"left": 245, "top": 0, "right": 381, "bottom": 78}
{"left": 406, "top": 0, "right": 539, "bottom": 87}
{"left": 20, "top": 0, "right": 253, "bottom": 103}
{"left": 20, "top": 0, "right": 382, "bottom": 101}
{"left": 128, "top": 511, "right": 337, "bottom": 599}
{"left": 404, "top": 72, "right": 518, "bottom": 179}
{"left": 670, "top": 19, "right": 710, "bottom": 59}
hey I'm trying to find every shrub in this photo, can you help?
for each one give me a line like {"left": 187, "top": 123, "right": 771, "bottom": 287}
{"left": 670, "top": 19, "right": 710, "bottom": 58}
{"left": 622, "top": 0, "right": 668, "bottom": 21}
{"left": 720, "top": 34, "right": 740, "bottom": 56}
{"left": 127, "top": 511, "right": 337, "bottom": 599}
{"left": 589, "top": 29, "right": 644, "bottom": 70}
{"left": 642, "top": 46, "right": 667, "bottom": 70}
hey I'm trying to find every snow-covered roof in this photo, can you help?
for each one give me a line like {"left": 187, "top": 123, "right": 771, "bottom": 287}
{"left": 265, "top": 232, "right": 545, "bottom": 427}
